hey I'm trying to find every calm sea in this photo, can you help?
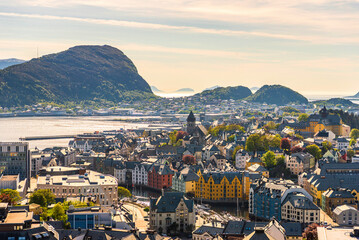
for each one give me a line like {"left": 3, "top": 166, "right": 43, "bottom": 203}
{"left": 0, "top": 116, "right": 150, "bottom": 149}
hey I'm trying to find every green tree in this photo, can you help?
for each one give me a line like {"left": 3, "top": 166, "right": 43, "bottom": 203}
{"left": 298, "top": 113, "right": 309, "bottom": 122}
{"left": 0, "top": 189, "right": 21, "bottom": 205}
{"left": 350, "top": 128, "right": 359, "bottom": 139}
{"left": 262, "top": 151, "right": 276, "bottom": 168}
{"left": 227, "top": 135, "right": 235, "bottom": 142}
{"left": 232, "top": 145, "right": 243, "bottom": 160}
{"left": 245, "top": 133, "right": 262, "bottom": 153}
{"left": 52, "top": 203, "right": 67, "bottom": 221}
{"left": 322, "top": 141, "right": 332, "bottom": 153}
{"left": 306, "top": 144, "right": 322, "bottom": 160}
{"left": 30, "top": 189, "right": 55, "bottom": 207}
{"left": 118, "top": 187, "right": 131, "bottom": 198}
{"left": 350, "top": 138, "right": 357, "bottom": 147}
{"left": 347, "top": 149, "right": 355, "bottom": 159}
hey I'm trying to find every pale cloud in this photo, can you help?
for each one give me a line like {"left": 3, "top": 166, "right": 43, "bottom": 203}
{"left": 10, "top": 0, "right": 359, "bottom": 35}
{"left": 1, "top": 11, "right": 359, "bottom": 44}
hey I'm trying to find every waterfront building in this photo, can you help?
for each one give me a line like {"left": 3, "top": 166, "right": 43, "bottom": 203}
{"left": 0, "top": 142, "right": 30, "bottom": 180}
{"left": 332, "top": 205, "right": 359, "bottom": 226}
{"left": 114, "top": 161, "right": 151, "bottom": 186}
{"left": 147, "top": 163, "right": 174, "bottom": 190}
{"left": 172, "top": 167, "right": 199, "bottom": 193}
{"left": 249, "top": 178, "right": 312, "bottom": 221}
{"left": 149, "top": 191, "right": 195, "bottom": 234}
{"left": 195, "top": 171, "right": 243, "bottom": 201}
{"left": 37, "top": 168, "right": 118, "bottom": 206}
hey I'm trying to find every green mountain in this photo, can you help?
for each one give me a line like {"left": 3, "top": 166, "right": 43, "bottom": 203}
{"left": 312, "top": 98, "right": 357, "bottom": 107}
{"left": 195, "top": 86, "right": 252, "bottom": 100}
{"left": 0, "top": 45, "right": 154, "bottom": 107}
{"left": 245, "top": 85, "right": 308, "bottom": 105}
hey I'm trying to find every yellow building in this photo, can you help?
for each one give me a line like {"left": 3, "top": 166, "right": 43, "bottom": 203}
{"left": 295, "top": 107, "right": 348, "bottom": 137}
{"left": 195, "top": 170, "right": 263, "bottom": 202}
{"left": 195, "top": 172, "right": 243, "bottom": 201}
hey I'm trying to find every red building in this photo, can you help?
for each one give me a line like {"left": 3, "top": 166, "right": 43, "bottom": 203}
{"left": 147, "top": 164, "right": 174, "bottom": 190}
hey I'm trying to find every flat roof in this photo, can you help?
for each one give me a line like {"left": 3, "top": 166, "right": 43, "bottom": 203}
{"left": 38, "top": 170, "right": 117, "bottom": 187}
{"left": 0, "top": 175, "right": 18, "bottom": 181}
{"left": 4, "top": 211, "right": 33, "bottom": 224}
{"left": 317, "top": 227, "right": 359, "bottom": 240}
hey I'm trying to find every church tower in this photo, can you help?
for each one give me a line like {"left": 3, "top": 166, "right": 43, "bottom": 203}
{"left": 187, "top": 111, "right": 196, "bottom": 135}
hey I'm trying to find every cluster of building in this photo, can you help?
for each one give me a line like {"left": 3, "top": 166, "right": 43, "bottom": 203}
{"left": 1, "top": 106, "right": 359, "bottom": 239}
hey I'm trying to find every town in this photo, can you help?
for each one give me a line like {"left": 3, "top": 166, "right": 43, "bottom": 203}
{"left": 1, "top": 104, "right": 359, "bottom": 240}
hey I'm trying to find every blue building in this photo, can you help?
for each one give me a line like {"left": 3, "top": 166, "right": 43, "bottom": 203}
{"left": 67, "top": 207, "right": 112, "bottom": 229}
{"left": 249, "top": 178, "right": 312, "bottom": 221}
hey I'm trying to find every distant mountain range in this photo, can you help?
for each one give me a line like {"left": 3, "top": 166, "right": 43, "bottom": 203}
{"left": 0, "top": 45, "right": 332, "bottom": 107}
{"left": 151, "top": 85, "right": 163, "bottom": 93}
{"left": 0, "top": 45, "right": 154, "bottom": 106}
{"left": 347, "top": 92, "right": 359, "bottom": 98}
{"left": 312, "top": 98, "right": 357, "bottom": 107}
{"left": 175, "top": 88, "right": 194, "bottom": 93}
{"left": 151, "top": 86, "right": 195, "bottom": 94}
{"left": 0, "top": 58, "right": 26, "bottom": 69}
{"left": 195, "top": 84, "right": 308, "bottom": 105}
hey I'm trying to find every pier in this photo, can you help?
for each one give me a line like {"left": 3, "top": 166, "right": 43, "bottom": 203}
{"left": 19, "top": 135, "right": 76, "bottom": 141}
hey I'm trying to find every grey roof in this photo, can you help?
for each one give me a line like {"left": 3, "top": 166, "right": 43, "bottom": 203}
{"left": 193, "top": 225, "right": 224, "bottom": 236}
{"left": 150, "top": 192, "right": 193, "bottom": 213}
{"left": 282, "top": 192, "right": 319, "bottom": 210}
{"left": 280, "top": 222, "right": 302, "bottom": 237}
{"left": 222, "top": 220, "right": 246, "bottom": 235}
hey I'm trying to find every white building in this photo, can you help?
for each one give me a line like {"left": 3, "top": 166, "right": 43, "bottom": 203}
{"left": 333, "top": 205, "right": 359, "bottom": 226}
{"left": 37, "top": 169, "right": 118, "bottom": 206}
{"left": 336, "top": 137, "right": 349, "bottom": 150}
{"left": 235, "top": 150, "right": 250, "bottom": 170}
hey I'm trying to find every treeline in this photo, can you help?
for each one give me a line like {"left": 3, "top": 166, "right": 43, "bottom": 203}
{"left": 329, "top": 109, "right": 359, "bottom": 129}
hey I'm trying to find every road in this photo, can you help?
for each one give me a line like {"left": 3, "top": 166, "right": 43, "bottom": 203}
{"left": 123, "top": 202, "right": 149, "bottom": 231}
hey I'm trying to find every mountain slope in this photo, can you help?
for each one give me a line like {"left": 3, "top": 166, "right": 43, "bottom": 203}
{"left": 0, "top": 45, "right": 153, "bottom": 106}
{"left": 312, "top": 98, "right": 357, "bottom": 107}
{"left": 195, "top": 86, "right": 252, "bottom": 100}
{"left": 0, "top": 58, "right": 26, "bottom": 69}
{"left": 245, "top": 85, "right": 308, "bottom": 105}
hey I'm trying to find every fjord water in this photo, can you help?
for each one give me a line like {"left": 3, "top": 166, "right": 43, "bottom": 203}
{"left": 0, "top": 116, "right": 149, "bottom": 149}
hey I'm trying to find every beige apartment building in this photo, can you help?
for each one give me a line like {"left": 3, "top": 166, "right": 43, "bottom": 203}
{"left": 37, "top": 170, "right": 118, "bottom": 206}
{"left": 281, "top": 192, "right": 320, "bottom": 224}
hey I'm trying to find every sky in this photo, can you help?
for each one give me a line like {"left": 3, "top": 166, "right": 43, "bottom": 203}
{"left": 1, "top": 0, "right": 359, "bottom": 95}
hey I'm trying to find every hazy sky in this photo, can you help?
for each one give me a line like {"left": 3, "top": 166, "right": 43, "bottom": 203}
{"left": 1, "top": 0, "right": 359, "bottom": 94}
